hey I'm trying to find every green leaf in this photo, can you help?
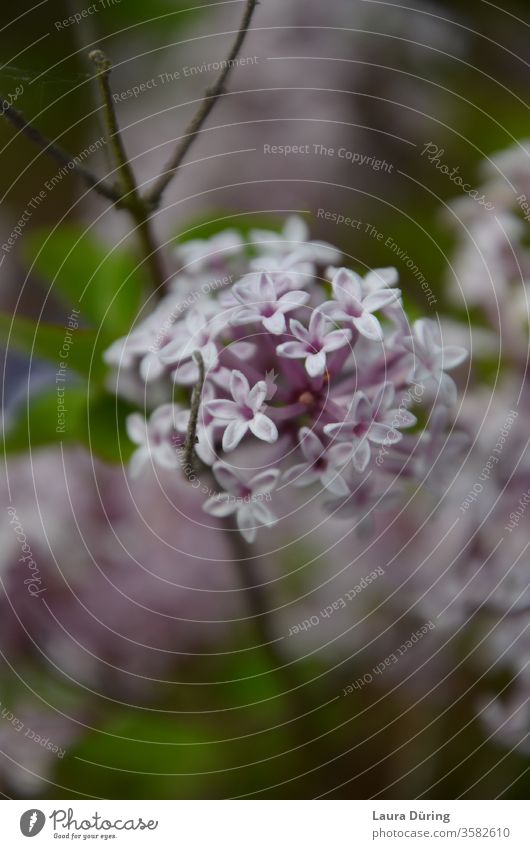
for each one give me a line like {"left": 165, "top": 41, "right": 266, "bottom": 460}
{"left": 84, "top": 393, "right": 136, "bottom": 463}
{"left": 24, "top": 227, "right": 145, "bottom": 340}
{"left": 0, "top": 313, "right": 105, "bottom": 380}
{"left": 172, "top": 210, "right": 286, "bottom": 248}
{"left": 3, "top": 386, "right": 135, "bottom": 463}
{"left": 3, "top": 388, "right": 87, "bottom": 454}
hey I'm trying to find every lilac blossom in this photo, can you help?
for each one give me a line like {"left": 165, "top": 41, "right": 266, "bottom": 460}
{"left": 231, "top": 271, "right": 309, "bottom": 334}
{"left": 325, "top": 383, "right": 416, "bottom": 472}
{"left": 105, "top": 220, "right": 466, "bottom": 542}
{"left": 203, "top": 463, "right": 279, "bottom": 542}
{"left": 205, "top": 370, "right": 278, "bottom": 451}
{"left": 282, "top": 428, "right": 352, "bottom": 495}
{"left": 321, "top": 267, "right": 401, "bottom": 340}
{"left": 126, "top": 404, "right": 181, "bottom": 476}
{"left": 277, "top": 310, "right": 351, "bottom": 377}
{"left": 403, "top": 318, "right": 468, "bottom": 405}
{"left": 174, "top": 229, "right": 244, "bottom": 274}
{"left": 250, "top": 216, "right": 341, "bottom": 265}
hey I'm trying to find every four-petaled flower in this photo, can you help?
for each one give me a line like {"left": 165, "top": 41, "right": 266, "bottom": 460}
{"left": 158, "top": 308, "right": 226, "bottom": 381}
{"left": 175, "top": 230, "right": 243, "bottom": 273}
{"left": 250, "top": 216, "right": 341, "bottom": 265}
{"left": 324, "top": 383, "right": 417, "bottom": 471}
{"left": 205, "top": 370, "right": 279, "bottom": 452}
{"left": 277, "top": 311, "right": 351, "bottom": 377}
{"left": 203, "top": 464, "right": 279, "bottom": 542}
{"left": 402, "top": 318, "right": 468, "bottom": 405}
{"left": 282, "top": 428, "right": 352, "bottom": 495}
{"left": 231, "top": 272, "right": 309, "bottom": 334}
{"left": 126, "top": 404, "right": 181, "bottom": 477}
{"left": 321, "top": 267, "right": 401, "bottom": 340}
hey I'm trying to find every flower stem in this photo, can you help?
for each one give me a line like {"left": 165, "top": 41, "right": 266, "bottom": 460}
{"left": 223, "top": 516, "right": 329, "bottom": 792}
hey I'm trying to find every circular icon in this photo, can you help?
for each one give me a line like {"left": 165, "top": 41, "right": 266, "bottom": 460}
{"left": 20, "top": 810, "right": 46, "bottom": 837}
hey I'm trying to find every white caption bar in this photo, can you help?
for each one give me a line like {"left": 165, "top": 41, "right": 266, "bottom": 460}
{"left": 1, "top": 800, "right": 528, "bottom": 847}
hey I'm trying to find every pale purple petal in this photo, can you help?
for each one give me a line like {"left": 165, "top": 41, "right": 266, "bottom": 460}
{"left": 283, "top": 464, "right": 320, "bottom": 487}
{"left": 324, "top": 421, "right": 353, "bottom": 439}
{"left": 368, "top": 422, "right": 402, "bottom": 444}
{"left": 363, "top": 289, "right": 401, "bottom": 312}
{"left": 320, "top": 468, "right": 350, "bottom": 496}
{"left": 154, "top": 443, "right": 180, "bottom": 468}
{"left": 364, "top": 267, "right": 399, "bottom": 290}
{"left": 352, "top": 438, "right": 371, "bottom": 471}
{"left": 328, "top": 442, "right": 354, "bottom": 466}
{"left": 332, "top": 267, "right": 362, "bottom": 302}
{"left": 299, "top": 427, "right": 324, "bottom": 462}
{"left": 213, "top": 462, "right": 243, "bottom": 495}
{"left": 262, "top": 312, "right": 286, "bottom": 335}
{"left": 251, "top": 468, "right": 280, "bottom": 494}
{"left": 440, "top": 346, "right": 468, "bottom": 370}
{"left": 222, "top": 419, "right": 249, "bottom": 451}
{"left": 352, "top": 311, "right": 383, "bottom": 340}
{"left": 252, "top": 501, "right": 278, "bottom": 527}
{"left": 231, "top": 307, "right": 263, "bottom": 325}
{"left": 278, "top": 290, "right": 309, "bottom": 309}
{"left": 322, "top": 329, "right": 351, "bottom": 352}
{"left": 373, "top": 382, "right": 395, "bottom": 411}
{"left": 247, "top": 381, "right": 267, "bottom": 411}
{"left": 350, "top": 392, "right": 371, "bottom": 423}
{"left": 277, "top": 341, "right": 309, "bottom": 359}
{"left": 126, "top": 414, "right": 147, "bottom": 446}
{"left": 257, "top": 272, "right": 276, "bottom": 302}
{"left": 129, "top": 447, "right": 149, "bottom": 477}
{"left": 305, "top": 350, "right": 327, "bottom": 377}
{"left": 289, "top": 319, "right": 310, "bottom": 343}
{"left": 206, "top": 399, "right": 240, "bottom": 420}
{"left": 318, "top": 300, "right": 349, "bottom": 321}
{"left": 309, "top": 309, "right": 327, "bottom": 339}
{"left": 249, "top": 413, "right": 278, "bottom": 443}
{"left": 230, "top": 370, "right": 250, "bottom": 405}
{"left": 203, "top": 493, "right": 237, "bottom": 517}
{"left": 236, "top": 506, "right": 257, "bottom": 542}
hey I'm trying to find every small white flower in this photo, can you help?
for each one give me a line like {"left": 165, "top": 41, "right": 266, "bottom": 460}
{"left": 126, "top": 404, "right": 181, "bottom": 477}
{"left": 203, "top": 463, "right": 280, "bottom": 542}
{"left": 321, "top": 267, "right": 401, "bottom": 340}
{"left": 175, "top": 230, "right": 244, "bottom": 273}
{"left": 158, "top": 308, "right": 226, "bottom": 374}
{"left": 282, "top": 428, "right": 352, "bottom": 495}
{"left": 277, "top": 310, "right": 351, "bottom": 377}
{"left": 205, "top": 370, "right": 279, "bottom": 452}
{"left": 231, "top": 272, "right": 309, "bottom": 334}
{"left": 250, "top": 215, "right": 341, "bottom": 265}
{"left": 403, "top": 318, "right": 468, "bottom": 405}
{"left": 324, "top": 383, "right": 416, "bottom": 472}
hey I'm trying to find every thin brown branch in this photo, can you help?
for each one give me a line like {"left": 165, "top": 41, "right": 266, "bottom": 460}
{"left": 88, "top": 50, "right": 167, "bottom": 295}
{"left": 145, "top": 0, "right": 259, "bottom": 209}
{"left": 88, "top": 50, "right": 141, "bottom": 209}
{"left": 0, "top": 95, "right": 122, "bottom": 204}
{"left": 183, "top": 350, "right": 206, "bottom": 477}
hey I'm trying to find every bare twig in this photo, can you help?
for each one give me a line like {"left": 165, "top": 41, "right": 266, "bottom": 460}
{"left": 0, "top": 95, "right": 122, "bottom": 204}
{"left": 88, "top": 50, "right": 141, "bottom": 209}
{"left": 145, "top": 0, "right": 259, "bottom": 209}
{"left": 183, "top": 350, "right": 206, "bottom": 477}
{"left": 89, "top": 50, "right": 167, "bottom": 295}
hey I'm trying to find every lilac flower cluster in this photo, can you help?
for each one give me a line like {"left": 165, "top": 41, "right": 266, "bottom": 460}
{"left": 105, "top": 217, "right": 467, "bottom": 541}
